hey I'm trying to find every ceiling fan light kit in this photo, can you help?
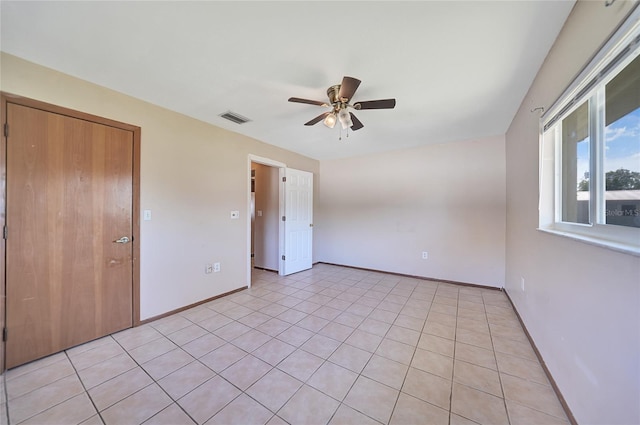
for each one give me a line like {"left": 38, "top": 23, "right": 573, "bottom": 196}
{"left": 289, "top": 76, "right": 396, "bottom": 135}
{"left": 337, "top": 109, "right": 352, "bottom": 129}
{"left": 324, "top": 113, "right": 337, "bottom": 128}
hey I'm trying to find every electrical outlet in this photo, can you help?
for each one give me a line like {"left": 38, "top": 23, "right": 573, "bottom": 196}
{"left": 521, "top": 277, "right": 525, "bottom": 291}
{"left": 422, "top": 251, "right": 428, "bottom": 259}
{"left": 205, "top": 264, "right": 213, "bottom": 274}
{"left": 213, "top": 262, "right": 221, "bottom": 272}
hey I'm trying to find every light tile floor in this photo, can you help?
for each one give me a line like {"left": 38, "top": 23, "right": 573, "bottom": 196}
{"left": 2, "top": 264, "right": 570, "bottom": 425}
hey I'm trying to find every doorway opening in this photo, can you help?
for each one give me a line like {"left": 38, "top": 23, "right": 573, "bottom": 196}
{"left": 251, "top": 163, "right": 280, "bottom": 272}
{"left": 247, "top": 155, "right": 285, "bottom": 287}
{"left": 247, "top": 155, "right": 314, "bottom": 287}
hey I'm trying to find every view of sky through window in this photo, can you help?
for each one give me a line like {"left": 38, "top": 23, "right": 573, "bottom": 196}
{"left": 605, "top": 107, "right": 640, "bottom": 176}
{"left": 577, "top": 107, "right": 640, "bottom": 189}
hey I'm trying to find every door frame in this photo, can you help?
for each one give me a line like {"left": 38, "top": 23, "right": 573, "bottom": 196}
{"left": 247, "top": 155, "right": 286, "bottom": 286}
{"left": 1, "top": 93, "right": 142, "bottom": 369}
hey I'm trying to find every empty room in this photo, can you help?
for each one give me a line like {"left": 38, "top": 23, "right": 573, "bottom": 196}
{"left": 0, "top": 1, "right": 639, "bottom": 425}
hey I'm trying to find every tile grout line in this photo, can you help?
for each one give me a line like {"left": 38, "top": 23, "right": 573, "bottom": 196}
{"left": 8, "top": 353, "right": 90, "bottom": 425}
{"left": 485, "top": 297, "right": 572, "bottom": 423}
{"left": 447, "top": 286, "right": 459, "bottom": 425}
{"left": 220, "top": 274, "right": 436, "bottom": 421}
{"left": 485, "top": 293, "right": 513, "bottom": 425}
{"left": 267, "top": 276, "right": 353, "bottom": 425}
{"left": 10, "top": 345, "right": 114, "bottom": 424}
{"left": 181, "top": 301, "right": 308, "bottom": 425}
{"left": 384, "top": 280, "right": 434, "bottom": 425}
{"left": 305, "top": 275, "right": 410, "bottom": 424}
{"left": 349, "top": 278, "right": 412, "bottom": 425}
{"left": 451, "top": 291, "right": 505, "bottom": 425}
{"left": 7, "top": 266, "right": 563, "bottom": 425}
{"left": 281, "top": 274, "right": 388, "bottom": 425}
{"left": 108, "top": 332, "right": 203, "bottom": 425}
{"left": 62, "top": 348, "right": 104, "bottom": 425}
{"left": 213, "top": 273, "right": 379, "bottom": 424}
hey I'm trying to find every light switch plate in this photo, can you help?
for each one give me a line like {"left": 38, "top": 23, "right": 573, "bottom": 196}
{"left": 143, "top": 210, "right": 152, "bottom": 221}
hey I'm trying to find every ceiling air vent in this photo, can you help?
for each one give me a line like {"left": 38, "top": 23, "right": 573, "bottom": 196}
{"left": 219, "top": 111, "right": 251, "bottom": 125}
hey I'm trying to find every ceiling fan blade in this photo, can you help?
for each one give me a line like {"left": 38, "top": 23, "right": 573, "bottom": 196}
{"left": 289, "top": 97, "right": 329, "bottom": 107}
{"left": 304, "top": 112, "right": 330, "bottom": 126}
{"left": 338, "top": 76, "right": 361, "bottom": 102}
{"left": 354, "top": 99, "right": 396, "bottom": 110}
{"left": 349, "top": 113, "right": 364, "bottom": 131}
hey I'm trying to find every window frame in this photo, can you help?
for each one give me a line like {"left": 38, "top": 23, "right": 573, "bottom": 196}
{"left": 539, "top": 7, "right": 640, "bottom": 256}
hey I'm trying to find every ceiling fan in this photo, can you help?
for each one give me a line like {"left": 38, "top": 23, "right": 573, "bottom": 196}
{"left": 288, "top": 76, "right": 396, "bottom": 131}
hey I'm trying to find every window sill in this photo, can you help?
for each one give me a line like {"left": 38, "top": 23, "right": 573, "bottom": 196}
{"left": 537, "top": 227, "right": 640, "bottom": 257}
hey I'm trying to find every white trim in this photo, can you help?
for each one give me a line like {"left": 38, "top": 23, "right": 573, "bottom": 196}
{"left": 248, "top": 155, "right": 286, "bottom": 168}
{"left": 278, "top": 168, "right": 286, "bottom": 276}
{"left": 537, "top": 227, "right": 640, "bottom": 257}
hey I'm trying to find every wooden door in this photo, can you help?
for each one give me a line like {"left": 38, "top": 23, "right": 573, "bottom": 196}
{"left": 5, "top": 102, "right": 135, "bottom": 368}
{"left": 281, "top": 168, "right": 313, "bottom": 275}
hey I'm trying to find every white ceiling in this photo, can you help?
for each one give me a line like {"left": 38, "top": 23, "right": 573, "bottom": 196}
{"left": 0, "top": 1, "right": 575, "bottom": 160}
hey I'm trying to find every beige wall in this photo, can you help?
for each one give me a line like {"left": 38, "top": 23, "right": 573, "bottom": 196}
{"left": 5, "top": 5, "right": 640, "bottom": 420}
{"left": 505, "top": 2, "right": 640, "bottom": 424}
{"left": 317, "top": 135, "right": 506, "bottom": 287}
{"left": 0, "top": 53, "right": 319, "bottom": 320}
{"left": 253, "top": 163, "right": 279, "bottom": 271}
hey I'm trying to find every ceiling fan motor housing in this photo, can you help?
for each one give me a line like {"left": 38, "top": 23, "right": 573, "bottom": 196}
{"left": 327, "top": 85, "right": 341, "bottom": 106}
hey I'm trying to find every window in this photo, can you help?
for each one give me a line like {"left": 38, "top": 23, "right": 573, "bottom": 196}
{"left": 560, "top": 101, "right": 590, "bottom": 225}
{"left": 604, "top": 57, "right": 640, "bottom": 228}
{"left": 539, "top": 8, "right": 640, "bottom": 255}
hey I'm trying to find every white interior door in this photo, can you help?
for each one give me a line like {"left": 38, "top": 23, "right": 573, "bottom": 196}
{"left": 281, "top": 168, "right": 313, "bottom": 275}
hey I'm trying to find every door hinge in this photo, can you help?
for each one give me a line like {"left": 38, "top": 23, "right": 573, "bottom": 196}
{"left": 3, "top": 123, "right": 8, "bottom": 138}
{"left": 2, "top": 328, "right": 7, "bottom": 342}
{"left": 282, "top": 255, "right": 286, "bottom": 261}
{"left": 282, "top": 216, "right": 286, "bottom": 222}
{"left": 3, "top": 225, "right": 6, "bottom": 240}
{"left": 282, "top": 176, "right": 286, "bottom": 182}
